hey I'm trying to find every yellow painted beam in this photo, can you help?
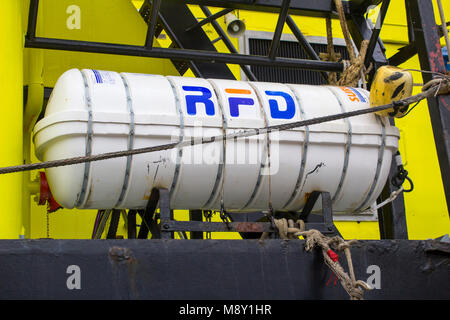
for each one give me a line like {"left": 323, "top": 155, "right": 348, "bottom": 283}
{"left": 0, "top": 0, "right": 23, "bottom": 238}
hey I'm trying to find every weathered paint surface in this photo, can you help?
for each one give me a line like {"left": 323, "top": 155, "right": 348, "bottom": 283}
{"left": 0, "top": 239, "right": 448, "bottom": 299}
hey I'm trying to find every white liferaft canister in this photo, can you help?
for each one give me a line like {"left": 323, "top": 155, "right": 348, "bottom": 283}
{"left": 33, "top": 69, "right": 400, "bottom": 213}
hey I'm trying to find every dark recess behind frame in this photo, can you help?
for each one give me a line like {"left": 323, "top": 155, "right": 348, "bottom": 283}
{"left": 248, "top": 38, "right": 350, "bottom": 84}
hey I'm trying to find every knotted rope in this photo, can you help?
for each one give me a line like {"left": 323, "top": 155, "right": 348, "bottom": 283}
{"left": 337, "top": 40, "right": 371, "bottom": 87}
{"left": 422, "top": 76, "right": 450, "bottom": 95}
{"left": 262, "top": 218, "right": 372, "bottom": 300}
{"left": 322, "top": 16, "right": 338, "bottom": 85}
{"left": 359, "top": 186, "right": 404, "bottom": 216}
{"left": 322, "top": 0, "right": 372, "bottom": 87}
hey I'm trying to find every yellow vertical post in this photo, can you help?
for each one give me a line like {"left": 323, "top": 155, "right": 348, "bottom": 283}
{"left": 23, "top": 1, "right": 44, "bottom": 239}
{"left": 0, "top": 0, "right": 23, "bottom": 238}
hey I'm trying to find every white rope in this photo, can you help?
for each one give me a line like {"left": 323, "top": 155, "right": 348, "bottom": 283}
{"left": 359, "top": 186, "right": 404, "bottom": 215}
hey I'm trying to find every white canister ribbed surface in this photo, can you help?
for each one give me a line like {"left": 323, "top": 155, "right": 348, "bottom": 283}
{"left": 33, "top": 69, "right": 400, "bottom": 213}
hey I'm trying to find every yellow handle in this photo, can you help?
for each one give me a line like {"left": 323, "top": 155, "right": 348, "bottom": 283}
{"left": 369, "top": 66, "right": 413, "bottom": 118}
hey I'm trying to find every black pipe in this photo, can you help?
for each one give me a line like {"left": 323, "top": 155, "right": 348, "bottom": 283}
{"left": 364, "top": 0, "right": 390, "bottom": 68}
{"left": 25, "top": 37, "right": 345, "bottom": 72}
{"left": 159, "top": 0, "right": 349, "bottom": 18}
{"left": 268, "top": 0, "right": 291, "bottom": 60}
{"left": 286, "top": 15, "right": 319, "bottom": 60}
{"left": 286, "top": 15, "right": 328, "bottom": 82}
{"left": 145, "top": 0, "right": 162, "bottom": 49}
{"left": 26, "top": 0, "right": 39, "bottom": 40}
{"left": 186, "top": 8, "right": 234, "bottom": 32}
{"left": 156, "top": 10, "right": 204, "bottom": 77}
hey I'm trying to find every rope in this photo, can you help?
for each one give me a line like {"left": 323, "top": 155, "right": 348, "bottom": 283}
{"left": 337, "top": 40, "right": 370, "bottom": 87}
{"left": 325, "top": 16, "right": 338, "bottom": 85}
{"left": 0, "top": 76, "right": 448, "bottom": 175}
{"left": 264, "top": 217, "right": 371, "bottom": 300}
{"left": 375, "top": 186, "right": 404, "bottom": 209}
{"left": 323, "top": 0, "right": 372, "bottom": 87}
{"left": 359, "top": 186, "right": 404, "bottom": 216}
{"left": 333, "top": 0, "right": 356, "bottom": 62}
{"left": 422, "top": 77, "right": 450, "bottom": 95}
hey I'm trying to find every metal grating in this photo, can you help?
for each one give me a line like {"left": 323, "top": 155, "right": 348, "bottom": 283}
{"left": 248, "top": 38, "right": 350, "bottom": 84}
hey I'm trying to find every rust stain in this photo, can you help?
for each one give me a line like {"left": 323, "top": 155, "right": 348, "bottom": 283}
{"left": 439, "top": 96, "right": 450, "bottom": 112}
{"left": 84, "top": 183, "right": 94, "bottom": 207}
{"left": 234, "top": 222, "right": 264, "bottom": 233}
{"left": 109, "top": 246, "right": 139, "bottom": 299}
{"left": 143, "top": 175, "right": 151, "bottom": 200}
{"left": 109, "top": 246, "right": 136, "bottom": 264}
{"left": 304, "top": 192, "right": 312, "bottom": 203}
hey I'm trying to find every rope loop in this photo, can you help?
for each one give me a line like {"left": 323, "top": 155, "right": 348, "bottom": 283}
{"left": 422, "top": 76, "right": 450, "bottom": 96}
{"left": 264, "top": 218, "right": 371, "bottom": 300}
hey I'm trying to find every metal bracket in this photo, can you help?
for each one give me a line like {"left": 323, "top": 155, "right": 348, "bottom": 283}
{"left": 295, "top": 191, "right": 342, "bottom": 237}
{"left": 144, "top": 188, "right": 341, "bottom": 239}
{"left": 137, "top": 188, "right": 162, "bottom": 239}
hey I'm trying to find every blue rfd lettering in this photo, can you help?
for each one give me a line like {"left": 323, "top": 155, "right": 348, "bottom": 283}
{"left": 228, "top": 97, "right": 254, "bottom": 117}
{"left": 182, "top": 86, "right": 215, "bottom": 116}
{"left": 265, "top": 91, "right": 295, "bottom": 119}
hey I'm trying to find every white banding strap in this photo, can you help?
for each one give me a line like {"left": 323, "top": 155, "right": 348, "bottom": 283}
{"left": 167, "top": 79, "right": 184, "bottom": 202}
{"left": 202, "top": 84, "right": 226, "bottom": 209}
{"left": 243, "top": 82, "right": 270, "bottom": 210}
{"left": 327, "top": 87, "right": 352, "bottom": 204}
{"left": 115, "top": 75, "right": 135, "bottom": 207}
{"left": 283, "top": 85, "right": 310, "bottom": 210}
{"left": 203, "top": 157, "right": 224, "bottom": 208}
{"left": 243, "top": 139, "right": 268, "bottom": 209}
{"left": 355, "top": 115, "right": 386, "bottom": 212}
{"left": 75, "top": 70, "right": 94, "bottom": 207}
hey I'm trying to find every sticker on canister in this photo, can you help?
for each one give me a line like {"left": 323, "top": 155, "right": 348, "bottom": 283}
{"left": 91, "top": 69, "right": 116, "bottom": 85}
{"left": 339, "top": 86, "right": 367, "bottom": 103}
